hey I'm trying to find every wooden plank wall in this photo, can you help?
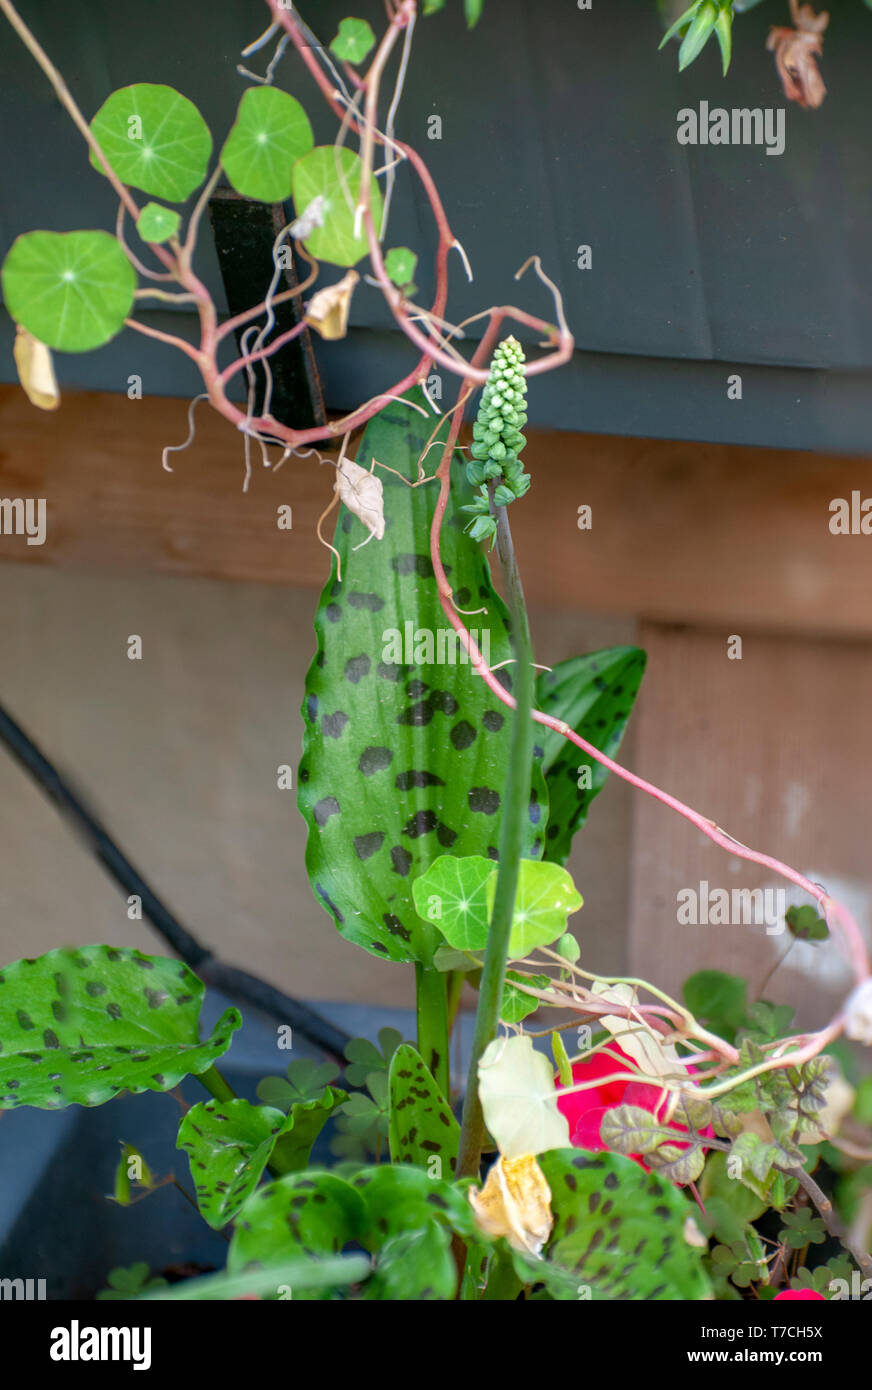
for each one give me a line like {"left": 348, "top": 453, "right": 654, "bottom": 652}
{"left": 1, "top": 386, "right": 871, "bottom": 1022}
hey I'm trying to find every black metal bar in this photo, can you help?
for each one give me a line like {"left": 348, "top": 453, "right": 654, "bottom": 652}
{"left": 0, "top": 700, "right": 351, "bottom": 1063}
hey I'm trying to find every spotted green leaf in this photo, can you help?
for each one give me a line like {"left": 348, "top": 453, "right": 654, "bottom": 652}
{"left": 178, "top": 1088, "right": 346, "bottom": 1228}
{"left": 330, "top": 17, "right": 377, "bottom": 64}
{"left": 539, "top": 1149, "right": 712, "bottom": 1300}
{"left": 89, "top": 84, "right": 212, "bottom": 201}
{"left": 136, "top": 203, "right": 181, "bottom": 244}
{"left": 228, "top": 1170, "right": 368, "bottom": 1300}
{"left": 0, "top": 945, "right": 240, "bottom": 1110}
{"left": 536, "top": 648, "right": 646, "bottom": 865}
{"left": 364, "top": 1222, "right": 456, "bottom": 1300}
{"left": 1, "top": 230, "right": 136, "bottom": 352}
{"left": 291, "top": 146, "right": 384, "bottom": 267}
{"left": 298, "top": 390, "right": 547, "bottom": 965}
{"left": 388, "top": 1044, "right": 459, "bottom": 1173}
{"left": 140, "top": 1254, "right": 370, "bottom": 1301}
{"left": 487, "top": 859, "right": 582, "bottom": 958}
{"left": 352, "top": 1162, "right": 477, "bottom": 1247}
{"left": 220, "top": 87, "right": 313, "bottom": 203}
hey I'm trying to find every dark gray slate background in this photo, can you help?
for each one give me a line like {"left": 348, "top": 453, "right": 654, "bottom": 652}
{"left": 0, "top": 0, "right": 870, "bottom": 449}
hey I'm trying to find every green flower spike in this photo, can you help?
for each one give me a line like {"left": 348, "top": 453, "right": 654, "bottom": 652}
{"left": 463, "top": 334, "right": 530, "bottom": 546}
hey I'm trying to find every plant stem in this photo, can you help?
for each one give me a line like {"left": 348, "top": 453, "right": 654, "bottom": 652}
{"left": 456, "top": 505, "right": 534, "bottom": 1180}
{"left": 197, "top": 1065, "right": 237, "bottom": 1104}
{"left": 789, "top": 1165, "right": 872, "bottom": 1280}
{"left": 415, "top": 964, "right": 450, "bottom": 1101}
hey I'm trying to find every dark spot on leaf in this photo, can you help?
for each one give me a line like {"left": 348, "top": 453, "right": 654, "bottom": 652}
{"left": 469, "top": 788, "right": 500, "bottom": 815}
{"left": 325, "top": 603, "right": 341, "bottom": 622}
{"left": 306, "top": 694, "right": 318, "bottom": 721}
{"left": 487, "top": 846, "right": 499, "bottom": 861}
{"left": 347, "top": 592, "right": 384, "bottom": 613}
{"left": 145, "top": 988, "right": 166, "bottom": 1009}
{"left": 383, "top": 914, "right": 411, "bottom": 942}
{"left": 437, "top": 823, "right": 458, "bottom": 848}
{"left": 313, "top": 796, "right": 341, "bottom": 827}
{"left": 345, "top": 654, "right": 371, "bottom": 684}
{"left": 322, "top": 711, "right": 348, "bottom": 739}
{"left": 354, "top": 832, "right": 385, "bottom": 861}
{"left": 359, "top": 746, "right": 394, "bottom": 776}
{"left": 85, "top": 981, "right": 107, "bottom": 997}
{"left": 16, "top": 1011, "right": 34, "bottom": 1031}
{"left": 43, "top": 1030, "right": 60, "bottom": 1049}
{"left": 391, "top": 554, "right": 433, "bottom": 579}
{"left": 377, "top": 662, "right": 401, "bottom": 682}
{"left": 402, "top": 810, "right": 438, "bottom": 838}
{"left": 390, "top": 846, "right": 413, "bottom": 877}
{"left": 406, "top": 679, "right": 428, "bottom": 698}
{"left": 396, "top": 769, "right": 444, "bottom": 790}
{"left": 450, "top": 720, "right": 476, "bottom": 750}
{"left": 315, "top": 884, "right": 344, "bottom": 924}
{"left": 482, "top": 710, "right": 504, "bottom": 732}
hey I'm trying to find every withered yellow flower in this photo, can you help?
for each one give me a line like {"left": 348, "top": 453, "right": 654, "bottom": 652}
{"left": 468, "top": 1153, "right": 553, "bottom": 1257}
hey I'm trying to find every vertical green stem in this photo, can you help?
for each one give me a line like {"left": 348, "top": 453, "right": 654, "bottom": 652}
{"left": 456, "top": 505, "right": 534, "bottom": 1179}
{"left": 416, "top": 964, "right": 450, "bottom": 1101}
{"left": 197, "top": 1064, "right": 236, "bottom": 1103}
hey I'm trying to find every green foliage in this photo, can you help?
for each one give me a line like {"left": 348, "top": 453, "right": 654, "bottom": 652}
{"left": 384, "top": 245, "right": 418, "bottom": 292}
{"left": 779, "top": 1207, "right": 827, "bottom": 1250}
{"left": 97, "top": 1263, "right": 167, "bottom": 1300}
{"left": 139, "top": 1255, "right": 370, "bottom": 1301}
{"left": 111, "top": 1142, "right": 156, "bottom": 1205}
{"left": 659, "top": 0, "right": 734, "bottom": 74}
{"left": 298, "top": 391, "right": 547, "bottom": 965}
{"left": 683, "top": 969, "right": 748, "bottom": 1043}
{"left": 343, "top": 1027, "right": 404, "bottom": 1086}
{"left": 330, "top": 18, "right": 377, "bottom": 64}
{"left": 786, "top": 904, "right": 829, "bottom": 943}
{"left": 220, "top": 87, "right": 313, "bottom": 202}
{"left": 256, "top": 1057, "right": 339, "bottom": 1109}
{"left": 178, "top": 1089, "right": 346, "bottom": 1228}
{"left": 464, "top": 336, "right": 529, "bottom": 545}
{"left": 699, "top": 1151, "right": 767, "bottom": 1245}
{"left": 291, "top": 146, "right": 383, "bottom": 266}
{"left": 0, "top": 945, "right": 239, "bottom": 1110}
{"left": 1, "top": 230, "right": 136, "bottom": 352}
{"left": 500, "top": 971, "right": 550, "bottom": 1023}
{"left": 486, "top": 858, "right": 582, "bottom": 957}
{"left": 411, "top": 854, "right": 580, "bottom": 958}
{"left": 136, "top": 203, "right": 180, "bottom": 244}
{"left": 227, "top": 1163, "right": 475, "bottom": 1300}
{"left": 536, "top": 649, "right": 646, "bottom": 865}
{"left": 710, "top": 1231, "right": 768, "bottom": 1288}
{"left": 539, "top": 1150, "right": 711, "bottom": 1299}
{"left": 228, "top": 1170, "right": 368, "bottom": 1298}
{"left": 388, "top": 1044, "right": 459, "bottom": 1171}
{"left": 89, "top": 84, "right": 212, "bottom": 201}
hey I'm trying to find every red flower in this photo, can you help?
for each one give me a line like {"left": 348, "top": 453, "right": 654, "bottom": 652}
{"left": 556, "top": 1042, "right": 709, "bottom": 1173}
{"left": 774, "top": 1289, "right": 826, "bottom": 1301}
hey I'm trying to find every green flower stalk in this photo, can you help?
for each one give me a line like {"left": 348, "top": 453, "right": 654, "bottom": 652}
{"left": 463, "top": 335, "right": 530, "bottom": 545}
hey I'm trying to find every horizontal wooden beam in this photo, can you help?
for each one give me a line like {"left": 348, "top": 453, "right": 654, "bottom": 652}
{"left": 1, "top": 386, "right": 871, "bottom": 636}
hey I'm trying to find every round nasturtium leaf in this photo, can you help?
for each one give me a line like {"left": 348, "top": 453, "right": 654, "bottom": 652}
{"left": 1, "top": 230, "right": 137, "bottom": 352}
{"left": 220, "top": 86, "right": 313, "bottom": 203}
{"left": 136, "top": 202, "right": 181, "bottom": 244}
{"left": 291, "top": 146, "right": 384, "bottom": 267}
{"left": 487, "top": 859, "right": 583, "bottom": 959}
{"left": 411, "top": 854, "right": 493, "bottom": 952}
{"left": 330, "top": 17, "right": 377, "bottom": 64}
{"left": 89, "top": 84, "right": 212, "bottom": 201}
